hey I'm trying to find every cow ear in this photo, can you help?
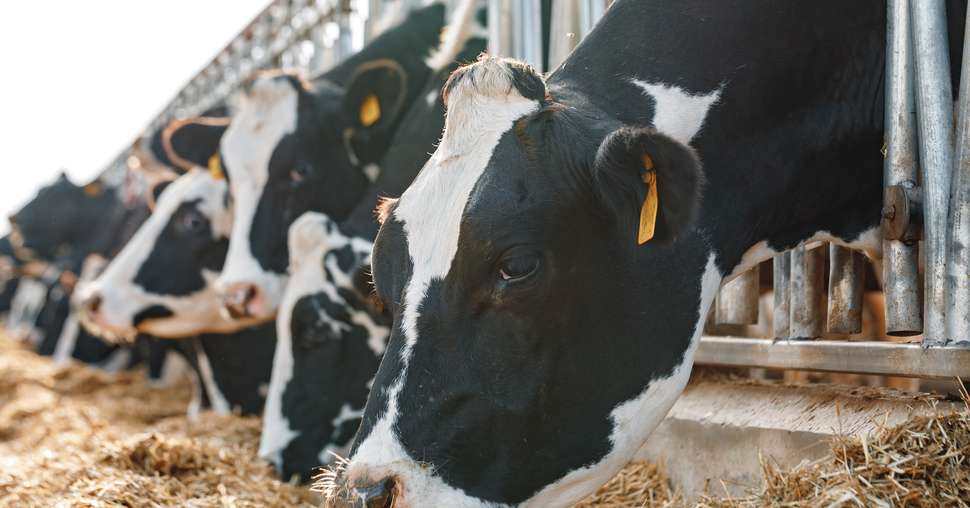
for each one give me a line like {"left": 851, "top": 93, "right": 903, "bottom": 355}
{"left": 342, "top": 59, "right": 409, "bottom": 133}
{"left": 160, "top": 117, "right": 230, "bottom": 172}
{"left": 592, "top": 127, "right": 704, "bottom": 245}
{"left": 147, "top": 179, "right": 173, "bottom": 211}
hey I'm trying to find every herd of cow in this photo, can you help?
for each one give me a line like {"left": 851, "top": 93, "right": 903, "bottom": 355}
{"left": 3, "top": 1, "right": 966, "bottom": 506}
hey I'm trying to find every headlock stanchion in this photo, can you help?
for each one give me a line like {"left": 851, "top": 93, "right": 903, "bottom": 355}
{"left": 487, "top": 0, "right": 543, "bottom": 70}
{"left": 772, "top": 252, "right": 791, "bottom": 339}
{"left": 826, "top": 245, "right": 864, "bottom": 335}
{"left": 947, "top": 6, "right": 970, "bottom": 345}
{"left": 882, "top": 0, "right": 923, "bottom": 337}
{"left": 911, "top": 0, "right": 954, "bottom": 346}
{"left": 789, "top": 244, "right": 825, "bottom": 340}
{"left": 715, "top": 267, "right": 759, "bottom": 326}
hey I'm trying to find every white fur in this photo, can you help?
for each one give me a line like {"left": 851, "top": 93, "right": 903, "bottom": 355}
{"left": 631, "top": 80, "right": 721, "bottom": 145}
{"left": 217, "top": 76, "right": 300, "bottom": 321}
{"left": 425, "top": 0, "right": 488, "bottom": 71}
{"left": 347, "top": 60, "right": 540, "bottom": 506}
{"left": 79, "top": 169, "right": 244, "bottom": 338}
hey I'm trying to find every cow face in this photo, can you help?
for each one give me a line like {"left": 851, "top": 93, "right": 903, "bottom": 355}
{"left": 77, "top": 169, "right": 249, "bottom": 340}
{"left": 9, "top": 173, "right": 116, "bottom": 263}
{"left": 327, "top": 58, "right": 712, "bottom": 507}
{"left": 260, "top": 212, "right": 387, "bottom": 482}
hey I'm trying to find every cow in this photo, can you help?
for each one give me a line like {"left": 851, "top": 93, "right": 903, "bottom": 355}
{"left": 260, "top": 212, "right": 386, "bottom": 482}
{"left": 77, "top": 123, "right": 275, "bottom": 415}
{"left": 0, "top": 236, "right": 22, "bottom": 314}
{"left": 259, "top": 6, "right": 487, "bottom": 481}
{"left": 323, "top": 1, "right": 968, "bottom": 506}
{"left": 210, "top": 1, "right": 469, "bottom": 323}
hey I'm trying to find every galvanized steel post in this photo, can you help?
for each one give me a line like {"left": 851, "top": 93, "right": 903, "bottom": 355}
{"left": 946, "top": 6, "right": 970, "bottom": 345}
{"left": 882, "top": 0, "right": 923, "bottom": 338}
{"left": 548, "top": 0, "right": 608, "bottom": 70}
{"left": 827, "top": 245, "right": 865, "bottom": 335}
{"left": 911, "top": 0, "right": 954, "bottom": 345}
{"left": 789, "top": 244, "right": 825, "bottom": 340}
{"left": 773, "top": 252, "right": 791, "bottom": 339}
{"left": 488, "top": 0, "right": 543, "bottom": 68}
{"left": 716, "top": 266, "right": 760, "bottom": 326}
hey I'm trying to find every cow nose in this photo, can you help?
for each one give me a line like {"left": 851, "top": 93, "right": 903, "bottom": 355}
{"left": 82, "top": 293, "right": 102, "bottom": 315}
{"left": 328, "top": 478, "right": 396, "bottom": 508}
{"left": 221, "top": 282, "right": 260, "bottom": 319}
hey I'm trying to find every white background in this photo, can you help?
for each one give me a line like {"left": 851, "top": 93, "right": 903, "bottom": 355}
{"left": 0, "top": 0, "right": 268, "bottom": 233}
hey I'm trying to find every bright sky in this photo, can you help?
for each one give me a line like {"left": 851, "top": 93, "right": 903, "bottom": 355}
{"left": 0, "top": 1, "right": 268, "bottom": 233}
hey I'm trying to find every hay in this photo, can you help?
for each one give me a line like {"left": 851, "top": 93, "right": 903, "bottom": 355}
{"left": 4, "top": 333, "right": 968, "bottom": 507}
{"left": 696, "top": 387, "right": 970, "bottom": 508}
{"left": 0, "top": 335, "right": 315, "bottom": 508}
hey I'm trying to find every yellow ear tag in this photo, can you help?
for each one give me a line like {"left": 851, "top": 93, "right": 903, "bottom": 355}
{"left": 83, "top": 182, "right": 102, "bottom": 196}
{"left": 208, "top": 154, "right": 224, "bottom": 180}
{"left": 360, "top": 94, "right": 381, "bottom": 127}
{"left": 638, "top": 154, "right": 658, "bottom": 245}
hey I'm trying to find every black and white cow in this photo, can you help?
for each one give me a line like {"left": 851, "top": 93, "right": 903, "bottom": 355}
{"left": 260, "top": 212, "right": 386, "bottom": 482}
{"left": 326, "top": 2, "right": 968, "bottom": 506}
{"left": 259, "top": 3, "right": 487, "bottom": 483}
{"left": 77, "top": 146, "right": 275, "bottom": 415}
{"left": 212, "top": 1, "right": 465, "bottom": 322}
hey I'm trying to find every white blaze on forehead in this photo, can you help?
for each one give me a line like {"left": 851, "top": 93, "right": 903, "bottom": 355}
{"left": 632, "top": 80, "right": 721, "bottom": 145}
{"left": 348, "top": 60, "right": 540, "bottom": 504}
{"left": 80, "top": 169, "right": 236, "bottom": 337}
{"left": 217, "top": 76, "right": 299, "bottom": 306}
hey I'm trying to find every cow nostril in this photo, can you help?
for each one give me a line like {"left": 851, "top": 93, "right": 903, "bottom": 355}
{"left": 358, "top": 478, "right": 395, "bottom": 508}
{"left": 84, "top": 294, "right": 102, "bottom": 314}
{"left": 221, "top": 283, "right": 260, "bottom": 319}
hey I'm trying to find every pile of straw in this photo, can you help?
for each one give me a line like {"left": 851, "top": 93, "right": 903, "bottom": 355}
{"left": 0, "top": 336, "right": 315, "bottom": 507}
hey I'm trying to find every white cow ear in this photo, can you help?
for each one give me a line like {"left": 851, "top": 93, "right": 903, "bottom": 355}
{"left": 592, "top": 127, "right": 705, "bottom": 245}
{"left": 341, "top": 59, "right": 409, "bottom": 133}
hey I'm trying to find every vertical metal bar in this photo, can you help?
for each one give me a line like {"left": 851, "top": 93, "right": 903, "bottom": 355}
{"left": 946, "top": 7, "right": 970, "bottom": 345}
{"left": 883, "top": 0, "right": 923, "bottom": 337}
{"left": 773, "top": 252, "right": 791, "bottom": 339}
{"left": 790, "top": 244, "right": 825, "bottom": 340}
{"left": 911, "top": 0, "right": 954, "bottom": 346}
{"left": 827, "top": 245, "right": 865, "bottom": 334}
{"left": 579, "top": 0, "right": 607, "bottom": 36}
{"left": 716, "top": 267, "right": 760, "bottom": 325}
{"left": 547, "top": 0, "right": 582, "bottom": 70}
{"left": 487, "top": 0, "right": 513, "bottom": 57}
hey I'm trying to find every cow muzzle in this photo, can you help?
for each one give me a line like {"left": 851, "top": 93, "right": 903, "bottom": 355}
{"left": 220, "top": 282, "right": 263, "bottom": 320}
{"left": 324, "top": 477, "right": 397, "bottom": 508}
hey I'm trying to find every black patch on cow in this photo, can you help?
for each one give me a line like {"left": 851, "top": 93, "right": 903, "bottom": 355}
{"left": 134, "top": 200, "right": 228, "bottom": 296}
{"left": 132, "top": 305, "right": 175, "bottom": 327}
{"left": 197, "top": 320, "right": 277, "bottom": 415}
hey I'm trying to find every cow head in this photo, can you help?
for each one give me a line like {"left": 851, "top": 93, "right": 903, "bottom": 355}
{"left": 9, "top": 173, "right": 116, "bottom": 263}
{"left": 324, "top": 57, "right": 712, "bottom": 507}
{"left": 77, "top": 168, "right": 250, "bottom": 340}
{"left": 213, "top": 3, "right": 450, "bottom": 323}
{"left": 260, "top": 212, "right": 387, "bottom": 482}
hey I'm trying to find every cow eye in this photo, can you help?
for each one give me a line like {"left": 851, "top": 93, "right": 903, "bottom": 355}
{"left": 290, "top": 163, "right": 311, "bottom": 184}
{"left": 498, "top": 253, "right": 540, "bottom": 282}
{"left": 178, "top": 210, "right": 207, "bottom": 234}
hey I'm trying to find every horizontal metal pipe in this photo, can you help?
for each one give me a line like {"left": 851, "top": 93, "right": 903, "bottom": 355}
{"left": 695, "top": 336, "right": 970, "bottom": 379}
{"left": 911, "top": 0, "right": 955, "bottom": 345}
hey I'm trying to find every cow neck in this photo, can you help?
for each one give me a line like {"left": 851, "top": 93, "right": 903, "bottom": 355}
{"left": 553, "top": 0, "right": 888, "bottom": 275}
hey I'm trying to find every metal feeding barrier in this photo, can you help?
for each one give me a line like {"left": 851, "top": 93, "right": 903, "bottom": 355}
{"left": 100, "top": 0, "right": 968, "bottom": 379}
{"left": 507, "top": 0, "right": 970, "bottom": 379}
